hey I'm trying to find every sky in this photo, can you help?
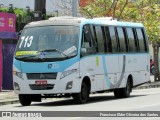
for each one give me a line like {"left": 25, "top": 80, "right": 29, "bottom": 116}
{"left": 0, "top": 0, "right": 59, "bottom": 12}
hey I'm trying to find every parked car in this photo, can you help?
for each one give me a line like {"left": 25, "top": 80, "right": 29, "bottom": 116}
{"left": 150, "top": 58, "right": 154, "bottom": 75}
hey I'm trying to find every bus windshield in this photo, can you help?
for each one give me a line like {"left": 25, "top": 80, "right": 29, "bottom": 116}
{"left": 15, "top": 25, "right": 79, "bottom": 62}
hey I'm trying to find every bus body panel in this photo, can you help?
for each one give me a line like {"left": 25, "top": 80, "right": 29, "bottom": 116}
{"left": 13, "top": 57, "right": 82, "bottom": 94}
{"left": 119, "top": 53, "right": 150, "bottom": 87}
{"left": 79, "top": 56, "right": 104, "bottom": 92}
{"left": 13, "top": 17, "right": 150, "bottom": 99}
{"left": 79, "top": 53, "right": 150, "bottom": 92}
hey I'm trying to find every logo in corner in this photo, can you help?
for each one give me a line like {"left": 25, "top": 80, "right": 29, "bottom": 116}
{"left": 2, "top": 112, "right": 11, "bottom": 117}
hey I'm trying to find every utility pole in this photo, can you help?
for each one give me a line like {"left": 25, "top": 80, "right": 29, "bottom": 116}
{"left": 34, "top": 0, "right": 46, "bottom": 12}
{"left": 153, "top": 41, "right": 160, "bottom": 81}
{"left": 34, "top": 0, "right": 46, "bottom": 20}
{"left": 72, "top": 0, "right": 78, "bottom": 17}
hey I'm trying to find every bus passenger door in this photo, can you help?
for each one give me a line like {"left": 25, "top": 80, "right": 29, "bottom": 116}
{"left": 103, "top": 26, "right": 120, "bottom": 89}
{"left": 105, "top": 55, "right": 120, "bottom": 89}
{"left": 92, "top": 25, "right": 106, "bottom": 91}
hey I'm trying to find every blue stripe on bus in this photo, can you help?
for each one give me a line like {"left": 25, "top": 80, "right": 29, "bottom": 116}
{"left": 13, "top": 59, "right": 22, "bottom": 71}
{"left": 14, "top": 56, "right": 79, "bottom": 73}
{"left": 102, "top": 56, "right": 110, "bottom": 89}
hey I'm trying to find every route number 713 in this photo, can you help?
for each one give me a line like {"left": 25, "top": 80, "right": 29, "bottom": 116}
{"left": 19, "top": 36, "right": 33, "bottom": 48}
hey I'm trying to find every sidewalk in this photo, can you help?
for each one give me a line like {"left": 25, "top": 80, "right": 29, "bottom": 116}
{"left": 134, "top": 75, "right": 160, "bottom": 89}
{"left": 0, "top": 76, "right": 160, "bottom": 106}
{"left": 0, "top": 90, "right": 18, "bottom": 106}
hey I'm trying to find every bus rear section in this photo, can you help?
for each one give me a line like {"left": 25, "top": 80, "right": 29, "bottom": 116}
{"left": 79, "top": 22, "right": 149, "bottom": 98}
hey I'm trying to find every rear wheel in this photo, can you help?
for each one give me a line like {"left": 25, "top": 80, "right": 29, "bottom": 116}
{"left": 19, "top": 94, "right": 32, "bottom": 106}
{"left": 72, "top": 82, "right": 89, "bottom": 104}
{"left": 114, "top": 78, "right": 132, "bottom": 98}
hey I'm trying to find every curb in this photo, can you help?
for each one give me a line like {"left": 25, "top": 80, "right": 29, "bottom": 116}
{"left": 134, "top": 82, "right": 160, "bottom": 90}
{"left": 0, "top": 99, "right": 19, "bottom": 106}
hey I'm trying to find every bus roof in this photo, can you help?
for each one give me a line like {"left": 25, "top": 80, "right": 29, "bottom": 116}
{"left": 81, "top": 17, "right": 144, "bottom": 28}
{"left": 24, "top": 16, "right": 144, "bottom": 28}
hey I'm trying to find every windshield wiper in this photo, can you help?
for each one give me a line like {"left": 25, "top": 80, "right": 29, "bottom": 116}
{"left": 38, "top": 49, "right": 70, "bottom": 58}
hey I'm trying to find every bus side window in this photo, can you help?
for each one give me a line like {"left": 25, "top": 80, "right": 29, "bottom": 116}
{"left": 132, "top": 28, "right": 139, "bottom": 52}
{"left": 105, "top": 27, "right": 112, "bottom": 53}
{"left": 141, "top": 28, "right": 148, "bottom": 52}
{"left": 90, "top": 25, "right": 97, "bottom": 48}
{"left": 94, "top": 26, "right": 105, "bottom": 53}
{"left": 82, "top": 25, "right": 92, "bottom": 48}
{"left": 109, "top": 26, "right": 118, "bottom": 53}
{"left": 116, "top": 27, "right": 127, "bottom": 52}
{"left": 136, "top": 28, "right": 146, "bottom": 52}
{"left": 126, "top": 28, "right": 137, "bottom": 52}
{"left": 81, "top": 24, "right": 96, "bottom": 57}
{"left": 122, "top": 27, "right": 129, "bottom": 52}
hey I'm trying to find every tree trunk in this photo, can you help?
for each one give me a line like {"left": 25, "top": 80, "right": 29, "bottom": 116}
{"left": 153, "top": 41, "right": 160, "bottom": 81}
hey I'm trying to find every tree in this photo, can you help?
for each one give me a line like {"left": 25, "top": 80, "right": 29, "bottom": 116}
{"left": 0, "top": 7, "right": 8, "bottom": 12}
{"left": 79, "top": 0, "right": 130, "bottom": 19}
{"left": 80, "top": 0, "right": 160, "bottom": 81}
{"left": 80, "top": 0, "right": 160, "bottom": 39}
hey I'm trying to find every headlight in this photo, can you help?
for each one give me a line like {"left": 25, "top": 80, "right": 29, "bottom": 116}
{"left": 60, "top": 69, "right": 78, "bottom": 79}
{"left": 13, "top": 71, "right": 23, "bottom": 79}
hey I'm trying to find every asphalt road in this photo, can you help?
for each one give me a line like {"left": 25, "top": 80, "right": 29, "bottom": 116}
{"left": 0, "top": 88, "right": 160, "bottom": 120}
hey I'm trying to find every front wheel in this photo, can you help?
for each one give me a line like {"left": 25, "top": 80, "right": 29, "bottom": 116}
{"left": 19, "top": 94, "right": 32, "bottom": 106}
{"left": 114, "top": 79, "right": 132, "bottom": 98}
{"left": 72, "top": 82, "right": 89, "bottom": 104}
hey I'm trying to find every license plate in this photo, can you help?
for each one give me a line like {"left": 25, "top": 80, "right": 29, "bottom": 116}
{"left": 35, "top": 80, "right": 47, "bottom": 85}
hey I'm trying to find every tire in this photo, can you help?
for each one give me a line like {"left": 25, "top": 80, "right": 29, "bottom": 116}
{"left": 114, "top": 79, "right": 132, "bottom": 98}
{"left": 151, "top": 65, "right": 154, "bottom": 75}
{"left": 72, "top": 82, "right": 89, "bottom": 104}
{"left": 19, "top": 94, "right": 32, "bottom": 106}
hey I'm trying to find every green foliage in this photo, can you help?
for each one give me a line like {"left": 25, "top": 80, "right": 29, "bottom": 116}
{"left": 14, "top": 8, "right": 27, "bottom": 16}
{"left": 14, "top": 8, "right": 28, "bottom": 22}
{"left": 0, "top": 7, "right": 28, "bottom": 21}
{"left": 0, "top": 7, "right": 8, "bottom": 12}
{"left": 79, "top": 0, "right": 160, "bottom": 42}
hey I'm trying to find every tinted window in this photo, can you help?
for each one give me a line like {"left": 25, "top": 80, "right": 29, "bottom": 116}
{"left": 141, "top": 28, "right": 148, "bottom": 52}
{"left": 82, "top": 25, "right": 92, "bottom": 48}
{"left": 90, "top": 25, "right": 97, "bottom": 47}
{"left": 116, "top": 27, "right": 126, "bottom": 52}
{"left": 94, "top": 26, "right": 105, "bottom": 53}
{"left": 136, "top": 28, "right": 145, "bottom": 52}
{"left": 109, "top": 27, "right": 118, "bottom": 52}
{"left": 126, "top": 28, "right": 137, "bottom": 52}
{"left": 105, "top": 27, "right": 112, "bottom": 52}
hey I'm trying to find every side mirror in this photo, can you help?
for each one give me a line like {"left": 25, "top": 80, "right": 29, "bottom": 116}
{"left": 81, "top": 48, "right": 87, "bottom": 57}
{"left": 81, "top": 48, "right": 87, "bottom": 53}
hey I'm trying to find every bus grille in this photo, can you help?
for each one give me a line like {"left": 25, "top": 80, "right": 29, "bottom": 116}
{"left": 29, "top": 84, "right": 54, "bottom": 90}
{"left": 27, "top": 73, "right": 57, "bottom": 79}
